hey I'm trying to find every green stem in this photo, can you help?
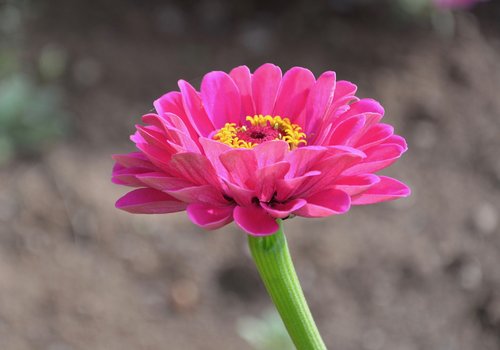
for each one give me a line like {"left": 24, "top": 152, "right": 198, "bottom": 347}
{"left": 247, "top": 220, "right": 327, "bottom": 350}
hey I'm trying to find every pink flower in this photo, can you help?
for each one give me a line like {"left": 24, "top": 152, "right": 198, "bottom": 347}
{"left": 432, "top": 0, "right": 487, "bottom": 9}
{"left": 112, "top": 64, "right": 410, "bottom": 236}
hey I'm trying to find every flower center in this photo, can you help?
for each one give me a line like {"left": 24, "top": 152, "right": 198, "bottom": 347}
{"left": 213, "top": 115, "right": 307, "bottom": 149}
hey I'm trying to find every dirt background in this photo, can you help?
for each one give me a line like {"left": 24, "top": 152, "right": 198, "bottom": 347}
{"left": 1, "top": 0, "right": 500, "bottom": 349}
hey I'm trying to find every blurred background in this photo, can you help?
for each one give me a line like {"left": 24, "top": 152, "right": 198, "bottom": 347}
{"left": 0, "top": 0, "right": 499, "bottom": 349}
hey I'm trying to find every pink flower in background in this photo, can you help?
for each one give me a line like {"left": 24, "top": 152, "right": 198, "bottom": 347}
{"left": 112, "top": 64, "right": 410, "bottom": 235}
{"left": 433, "top": 0, "right": 487, "bottom": 9}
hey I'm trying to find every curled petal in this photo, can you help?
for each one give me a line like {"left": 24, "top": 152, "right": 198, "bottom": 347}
{"left": 329, "top": 115, "right": 366, "bottom": 146}
{"left": 200, "top": 137, "right": 232, "bottom": 179}
{"left": 116, "top": 188, "right": 187, "bottom": 214}
{"left": 261, "top": 198, "right": 307, "bottom": 219}
{"left": 255, "top": 161, "right": 291, "bottom": 202}
{"left": 219, "top": 148, "right": 258, "bottom": 189}
{"left": 142, "top": 113, "right": 199, "bottom": 152}
{"left": 385, "top": 135, "right": 408, "bottom": 151}
{"left": 294, "top": 189, "right": 350, "bottom": 217}
{"left": 187, "top": 203, "right": 234, "bottom": 230}
{"left": 335, "top": 174, "right": 381, "bottom": 196}
{"left": 153, "top": 91, "right": 199, "bottom": 139}
{"left": 298, "top": 149, "right": 365, "bottom": 197}
{"left": 344, "top": 143, "right": 405, "bottom": 175}
{"left": 233, "top": 205, "right": 279, "bottom": 236}
{"left": 276, "top": 170, "right": 321, "bottom": 202}
{"left": 355, "top": 123, "right": 394, "bottom": 151}
{"left": 329, "top": 80, "right": 358, "bottom": 113}
{"left": 285, "top": 146, "right": 327, "bottom": 178}
{"left": 351, "top": 176, "right": 411, "bottom": 205}
{"left": 223, "top": 181, "right": 254, "bottom": 206}
{"left": 342, "top": 98, "right": 384, "bottom": 118}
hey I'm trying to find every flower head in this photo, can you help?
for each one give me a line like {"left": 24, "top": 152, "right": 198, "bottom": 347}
{"left": 112, "top": 64, "right": 410, "bottom": 236}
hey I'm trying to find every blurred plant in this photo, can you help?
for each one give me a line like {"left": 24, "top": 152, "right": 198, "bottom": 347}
{"left": 0, "top": 1, "right": 69, "bottom": 165}
{"left": 0, "top": 74, "right": 68, "bottom": 163}
{"left": 237, "top": 309, "right": 295, "bottom": 350}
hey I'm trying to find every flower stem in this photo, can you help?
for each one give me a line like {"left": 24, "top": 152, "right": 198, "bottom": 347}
{"left": 247, "top": 220, "right": 327, "bottom": 350}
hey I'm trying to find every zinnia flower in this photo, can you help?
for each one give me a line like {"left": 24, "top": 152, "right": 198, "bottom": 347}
{"left": 112, "top": 64, "right": 410, "bottom": 236}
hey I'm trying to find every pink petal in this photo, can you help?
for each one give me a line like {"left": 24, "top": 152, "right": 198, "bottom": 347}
{"left": 328, "top": 115, "right": 366, "bottom": 146}
{"left": 233, "top": 205, "right": 279, "bottom": 236}
{"left": 187, "top": 203, "right": 234, "bottom": 230}
{"left": 201, "top": 71, "right": 241, "bottom": 128}
{"left": 344, "top": 143, "right": 405, "bottom": 175}
{"left": 285, "top": 146, "right": 327, "bottom": 178}
{"left": 170, "top": 152, "right": 221, "bottom": 188}
{"left": 255, "top": 161, "right": 291, "bottom": 202}
{"left": 273, "top": 67, "right": 315, "bottom": 123}
{"left": 355, "top": 123, "right": 394, "bottom": 151}
{"left": 341, "top": 98, "right": 384, "bottom": 120}
{"left": 329, "top": 80, "right": 358, "bottom": 113}
{"left": 351, "top": 176, "right": 411, "bottom": 205}
{"left": 294, "top": 189, "right": 350, "bottom": 217}
{"left": 178, "top": 79, "right": 214, "bottom": 137}
{"left": 253, "top": 140, "right": 289, "bottom": 168}
{"left": 143, "top": 113, "right": 200, "bottom": 152}
{"left": 136, "top": 142, "right": 174, "bottom": 172}
{"left": 252, "top": 63, "right": 282, "bottom": 115}
{"left": 275, "top": 170, "right": 321, "bottom": 201}
{"left": 112, "top": 164, "right": 150, "bottom": 187}
{"left": 112, "top": 152, "right": 156, "bottom": 169}
{"left": 298, "top": 149, "right": 365, "bottom": 197}
{"left": 116, "top": 188, "right": 187, "bottom": 214}
{"left": 305, "top": 71, "right": 336, "bottom": 136}
{"left": 261, "top": 198, "right": 306, "bottom": 219}
{"left": 136, "top": 125, "right": 170, "bottom": 150}
{"left": 154, "top": 91, "right": 186, "bottom": 120}
{"left": 136, "top": 172, "right": 193, "bottom": 191}
{"left": 385, "top": 135, "right": 408, "bottom": 151}
{"left": 153, "top": 91, "right": 198, "bottom": 139}
{"left": 166, "top": 185, "right": 227, "bottom": 205}
{"left": 219, "top": 148, "right": 258, "bottom": 189}
{"left": 223, "top": 180, "right": 254, "bottom": 206}
{"left": 199, "top": 137, "right": 232, "bottom": 179}
{"left": 335, "top": 174, "right": 381, "bottom": 196}
{"left": 230, "top": 65, "right": 255, "bottom": 121}
{"left": 143, "top": 113, "right": 187, "bottom": 137}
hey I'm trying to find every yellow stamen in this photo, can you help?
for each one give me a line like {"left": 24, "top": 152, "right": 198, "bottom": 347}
{"left": 213, "top": 114, "right": 307, "bottom": 149}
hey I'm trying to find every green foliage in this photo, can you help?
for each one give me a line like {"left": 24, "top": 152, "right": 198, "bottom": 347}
{"left": 0, "top": 1, "right": 69, "bottom": 165}
{"left": 0, "top": 74, "right": 68, "bottom": 163}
